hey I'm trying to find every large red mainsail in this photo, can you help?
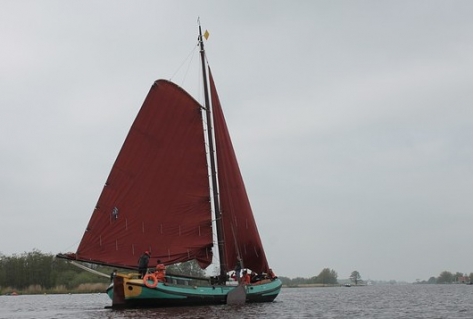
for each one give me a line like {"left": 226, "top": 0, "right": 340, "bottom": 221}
{"left": 75, "top": 80, "right": 213, "bottom": 269}
{"left": 209, "top": 69, "right": 270, "bottom": 274}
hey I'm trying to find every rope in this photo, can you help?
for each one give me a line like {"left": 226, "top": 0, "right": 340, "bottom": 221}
{"left": 169, "top": 44, "right": 198, "bottom": 86}
{"left": 68, "top": 261, "right": 110, "bottom": 279}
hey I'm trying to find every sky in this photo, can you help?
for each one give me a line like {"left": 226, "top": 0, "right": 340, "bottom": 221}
{"left": 0, "top": 1, "right": 472, "bottom": 282}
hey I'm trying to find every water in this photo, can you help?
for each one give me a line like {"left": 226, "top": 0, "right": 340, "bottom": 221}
{"left": 1, "top": 285, "right": 472, "bottom": 318}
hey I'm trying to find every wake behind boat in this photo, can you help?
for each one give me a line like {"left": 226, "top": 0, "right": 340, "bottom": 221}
{"left": 57, "top": 23, "right": 282, "bottom": 308}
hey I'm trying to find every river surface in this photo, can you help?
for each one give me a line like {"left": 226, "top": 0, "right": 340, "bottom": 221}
{"left": 1, "top": 284, "right": 472, "bottom": 318}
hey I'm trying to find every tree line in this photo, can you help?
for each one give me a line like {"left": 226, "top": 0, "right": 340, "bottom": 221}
{"left": 279, "top": 268, "right": 340, "bottom": 286}
{"left": 0, "top": 250, "right": 211, "bottom": 294}
{"left": 0, "top": 250, "right": 343, "bottom": 292}
{"left": 417, "top": 271, "right": 473, "bottom": 284}
{"left": 0, "top": 250, "right": 111, "bottom": 294}
{"left": 1, "top": 250, "right": 471, "bottom": 293}
{"left": 279, "top": 268, "right": 474, "bottom": 287}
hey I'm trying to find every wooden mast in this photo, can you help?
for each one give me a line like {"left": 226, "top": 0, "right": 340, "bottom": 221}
{"left": 198, "top": 22, "right": 227, "bottom": 283}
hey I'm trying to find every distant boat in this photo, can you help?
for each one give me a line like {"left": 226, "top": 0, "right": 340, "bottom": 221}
{"left": 5, "top": 292, "right": 18, "bottom": 296}
{"left": 57, "top": 23, "right": 282, "bottom": 308}
{"left": 344, "top": 284, "right": 351, "bottom": 287}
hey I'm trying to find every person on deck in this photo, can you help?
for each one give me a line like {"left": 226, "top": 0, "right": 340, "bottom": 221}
{"left": 267, "top": 268, "right": 277, "bottom": 279}
{"left": 138, "top": 251, "right": 151, "bottom": 279}
{"left": 250, "top": 271, "right": 261, "bottom": 283}
{"left": 241, "top": 269, "right": 251, "bottom": 285}
{"left": 110, "top": 269, "right": 117, "bottom": 282}
{"left": 234, "top": 258, "right": 242, "bottom": 282}
{"left": 154, "top": 259, "right": 166, "bottom": 282}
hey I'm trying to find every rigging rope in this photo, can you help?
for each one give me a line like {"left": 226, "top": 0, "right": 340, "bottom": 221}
{"left": 169, "top": 44, "right": 198, "bottom": 86}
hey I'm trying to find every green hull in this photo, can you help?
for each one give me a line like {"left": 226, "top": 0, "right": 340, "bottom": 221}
{"left": 106, "top": 274, "right": 282, "bottom": 308}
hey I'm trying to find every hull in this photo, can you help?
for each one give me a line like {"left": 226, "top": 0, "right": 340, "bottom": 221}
{"left": 106, "top": 274, "right": 282, "bottom": 308}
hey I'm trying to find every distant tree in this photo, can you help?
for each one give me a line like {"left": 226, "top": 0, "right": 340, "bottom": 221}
{"left": 68, "top": 271, "right": 107, "bottom": 288}
{"left": 166, "top": 260, "right": 205, "bottom": 277}
{"left": 56, "top": 270, "right": 79, "bottom": 288}
{"left": 290, "top": 277, "right": 307, "bottom": 285}
{"left": 278, "top": 276, "right": 291, "bottom": 286}
{"left": 315, "top": 268, "right": 338, "bottom": 285}
{"left": 427, "top": 276, "right": 437, "bottom": 284}
{"left": 0, "top": 253, "right": 4, "bottom": 286}
{"left": 308, "top": 276, "right": 318, "bottom": 284}
{"left": 26, "top": 249, "right": 55, "bottom": 289}
{"left": 454, "top": 272, "right": 463, "bottom": 282}
{"left": 437, "top": 271, "right": 454, "bottom": 284}
{"left": 350, "top": 271, "right": 361, "bottom": 285}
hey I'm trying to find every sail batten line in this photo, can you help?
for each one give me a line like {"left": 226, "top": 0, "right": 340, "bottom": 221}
{"left": 254, "top": 246, "right": 259, "bottom": 257}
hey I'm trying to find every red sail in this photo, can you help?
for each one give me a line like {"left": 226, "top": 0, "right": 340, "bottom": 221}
{"left": 209, "top": 69, "right": 269, "bottom": 274}
{"left": 76, "top": 80, "right": 213, "bottom": 269}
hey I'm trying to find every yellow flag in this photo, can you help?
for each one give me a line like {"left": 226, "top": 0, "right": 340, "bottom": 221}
{"left": 204, "top": 30, "right": 210, "bottom": 40}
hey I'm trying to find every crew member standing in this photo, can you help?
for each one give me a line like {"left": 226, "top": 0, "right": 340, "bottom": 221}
{"left": 138, "top": 251, "right": 151, "bottom": 278}
{"left": 234, "top": 258, "right": 242, "bottom": 282}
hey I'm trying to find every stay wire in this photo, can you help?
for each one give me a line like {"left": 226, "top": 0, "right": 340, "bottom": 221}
{"left": 169, "top": 43, "right": 198, "bottom": 87}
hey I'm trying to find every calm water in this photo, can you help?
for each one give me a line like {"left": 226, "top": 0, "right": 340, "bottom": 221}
{"left": 0, "top": 285, "right": 472, "bottom": 318}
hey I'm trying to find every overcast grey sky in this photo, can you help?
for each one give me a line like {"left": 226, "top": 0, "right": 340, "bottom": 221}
{"left": 0, "top": 1, "right": 472, "bottom": 282}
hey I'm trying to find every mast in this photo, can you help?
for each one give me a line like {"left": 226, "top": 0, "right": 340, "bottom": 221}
{"left": 198, "top": 22, "right": 227, "bottom": 282}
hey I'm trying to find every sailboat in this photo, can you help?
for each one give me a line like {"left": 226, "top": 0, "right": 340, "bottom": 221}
{"left": 57, "top": 24, "right": 282, "bottom": 308}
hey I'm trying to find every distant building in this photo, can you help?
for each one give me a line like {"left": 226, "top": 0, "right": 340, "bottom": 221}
{"left": 457, "top": 276, "right": 470, "bottom": 284}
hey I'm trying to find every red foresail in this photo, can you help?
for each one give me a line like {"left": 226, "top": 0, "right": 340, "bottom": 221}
{"left": 209, "top": 69, "right": 269, "bottom": 274}
{"left": 76, "top": 80, "right": 213, "bottom": 269}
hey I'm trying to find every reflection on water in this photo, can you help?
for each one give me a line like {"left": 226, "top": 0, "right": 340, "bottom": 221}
{"left": 0, "top": 285, "right": 472, "bottom": 319}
